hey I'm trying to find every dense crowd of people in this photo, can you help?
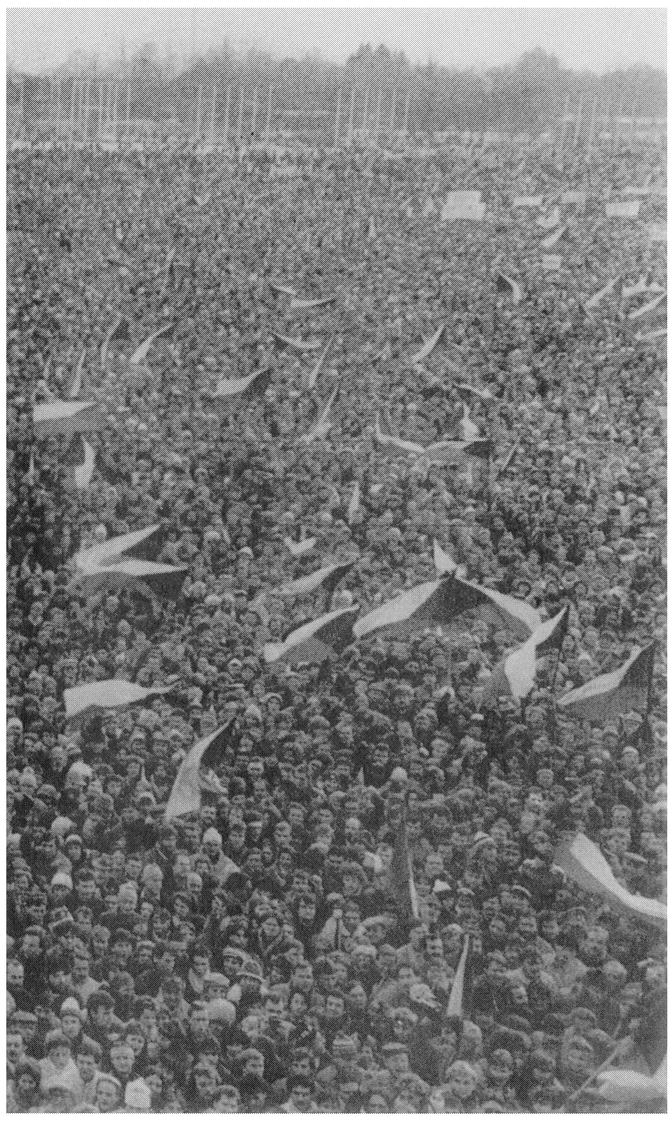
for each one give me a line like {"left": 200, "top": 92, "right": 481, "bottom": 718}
{"left": 6, "top": 129, "right": 667, "bottom": 1112}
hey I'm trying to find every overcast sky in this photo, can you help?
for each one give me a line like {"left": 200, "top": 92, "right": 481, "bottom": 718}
{"left": 7, "top": 7, "right": 668, "bottom": 75}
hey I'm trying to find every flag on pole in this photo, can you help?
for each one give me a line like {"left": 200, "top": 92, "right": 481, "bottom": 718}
{"left": 446, "top": 935, "right": 470, "bottom": 1017}
{"left": 455, "top": 382, "right": 495, "bottom": 401}
{"left": 390, "top": 803, "right": 420, "bottom": 920}
{"left": 101, "top": 316, "right": 130, "bottom": 366}
{"left": 536, "top": 206, "right": 560, "bottom": 230}
{"left": 273, "top": 332, "right": 323, "bottom": 352}
{"left": 496, "top": 274, "right": 523, "bottom": 304}
{"left": 270, "top": 281, "right": 298, "bottom": 297}
{"left": 597, "top": 1057, "right": 666, "bottom": 1105}
{"left": 433, "top": 540, "right": 458, "bottom": 575}
{"left": 374, "top": 414, "right": 425, "bottom": 457}
{"left": 73, "top": 439, "right": 96, "bottom": 490}
{"left": 284, "top": 536, "right": 317, "bottom": 558}
{"left": 129, "top": 324, "right": 172, "bottom": 366}
{"left": 497, "top": 436, "right": 522, "bottom": 477}
{"left": 554, "top": 832, "right": 666, "bottom": 929}
{"left": 460, "top": 404, "right": 480, "bottom": 441}
{"left": 65, "top": 348, "right": 86, "bottom": 400}
{"left": 33, "top": 401, "right": 105, "bottom": 438}
{"left": 165, "top": 720, "right": 234, "bottom": 821}
{"left": 354, "top": 574, "right": 539, "bottom": 642}
{"left": 300, "top": 385, "right": 338, "bottom": 443}
{"left": 628, "top": 293, "right": 666, "bottom": 321}
{"left": 65, "top": 680, "right": 172, "bottom": 723}
{"left": 557, "top": 644, "right": 655, "bottom": 722}
{"left": 264, "top": 606, "right": 359, "bottom": 665}
{"left": 75, "top": 524, "right": 163, "bottom": 571}
{"left": 347, "top": 481, "right": 361, "bottom": 524}
{"left": 413, "top": 438, "right": 493, "bottom": 471}
{"left": 410, "top": 323, "right": 445, "bottom": 364}
{"left": 307, "top": 336, "right": 333, "bottom": 390}
{"left": 541, "top": 224, "right": 567, "bottom": 250}
{"left": 290, "top": 294, "right": 337, "bottom": 311}
{"left": 278, "top": 560, "right": 353, "bottom": 598}
{"left": 585, "top": 276, "right": 623, "bottom": 309}
{"left": 213, "top": 367, "right": 270, "bottom": 398}
{"left": 484, "top": 606, "right": 569, "bottom": 699}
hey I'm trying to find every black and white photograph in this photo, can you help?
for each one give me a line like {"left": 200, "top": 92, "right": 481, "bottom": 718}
{"left": 6, "top": 6, "right": 667, "bottom": 1113}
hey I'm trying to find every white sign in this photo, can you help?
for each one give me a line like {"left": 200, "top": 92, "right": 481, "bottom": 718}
{"left": 445, "top": 190, "right": 482, "bottom": 207}
{"left": 561, "top": 190, "right": 587, "bottom": 207}
{"left": 513, "top": 196, "right": 543, "bottom": 208}
{"left": 648, "top": 224, "right": 666, "bottom": 244}
{"left": 542, "top": 255, "right": 563, "bottom": 271}
{"left": 441, "top": 201, "right": 485, "bottom": 222}
{"left": 606, "top": 201, "right": 641, "bottom": 219}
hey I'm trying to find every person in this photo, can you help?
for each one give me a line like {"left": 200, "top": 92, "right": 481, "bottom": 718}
{"left": 6, "top": 116, "right": 667, "bottom": 1115}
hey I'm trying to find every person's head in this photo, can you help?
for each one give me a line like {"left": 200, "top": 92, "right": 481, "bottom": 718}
{"left": 45, "top": 1031, "right": 72, "bottom": 1070}
{"left": 76, "top": 1041, "right": 102, "bottom": 1082}
{"left": 288, "top": 1073, "right": 314, "bottom": 1110}
{"left": 95, "top": 1074, "right": 122, "bottom": 1112}
{"left": 447, "top": 1059, "right": 478, "bottom": 1100}
{"left": 213, "top": 1084, "right": 241, "bottom": 1112}
{"left": 14, "top": 1059, "right": 41, "bottom": 1099}
{"left": 7, "top": 1029, "right": 25, "bottom": 1064}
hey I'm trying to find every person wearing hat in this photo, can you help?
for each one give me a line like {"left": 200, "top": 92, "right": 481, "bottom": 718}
{"left": 39, "top": 1029, "right": 83, "bottom": 1101}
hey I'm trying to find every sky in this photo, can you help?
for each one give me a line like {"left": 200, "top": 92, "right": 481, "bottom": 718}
{"left": 6, "top": 6, "right": 668, "bottom": 75}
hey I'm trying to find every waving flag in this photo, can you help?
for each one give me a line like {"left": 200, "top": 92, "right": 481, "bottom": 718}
{"left": 446, "top": 935, "right": 471, "bottom": 1018}
{"left": 541, "top": 224, "right": 566, "bottom": 250}
{"left": 284, "top": 536, "right": 317, "bottom": 558}
{"left": 496, "top": 274, "right": 523, "bottom": 304}
{"left": 75, "top": 525, "right": 163, "bottom": 571}
{"left": 557, "top": 644, "right": 655, "bottom": 722}
{"left": 307, "top": 336, "right": 333, "bottom": 390}
{"left": 585, "top": 276, "right": 622, "bottom": 309}
{"left": 354, "top": 575, "right": 539, "bottom": 642}
{"left": 213, "top": 367, "right": 270, "bottom": 398}
{"left": 290, "top": 295, "right": 336, "bottom": 311}
{"left": 70, "top": 558, "right": 187, "bottom": 601}
{"left": 278, "top": 560, "right": 353, "bottom": 598}
{"left": 273, "top": 332, "right": 323, "bottom": 352}
{"left": 598, "top": 1058, "right": 666, "bottom": 1105}
{"left": 390, "top": 803, "right": 420, "bottom": 920}
{"left": 537, "top": 206, "right": 560, "bottom": 230}
{"left": 74, "top": 439, "right": 96, "bottom": 490}
{"left": 635, "top": 327, "right": 667, "bottom": 344}
{"left": 460, "top": 405, "right": 479, "bottom": 441}
{"left": 166, "top": 720, "right": 233, "bottom": 821}
{"left": 455, "top": 383, "right": 495, "bottom": 401}
{"left": 554, "top": 833, "right": 666, "bottom": 930}
{"left": 413, "top": 438, "right": 493, "bottom": 471}
{"left": 130, "top": 324, "right": 172, "bottom": 366}
{"left": 374, "top": 414, "right": 425, "bottom": 457}
{"left": 264, "top": 606, "right": 359, "bottom": 664}
{"left": 628, "top": 293, "right": 666, "bottom": 321}
{"left": 66, "top": 349, "right": 86, "bottom": 400}
{"left": 301, "top": 385, "right": 338, "bottom": 443}
{"left": 433, "top": 540, "right": 458, "bottom": 575}
{"left": 484, "top": 606, "right": 569, "bottom": 700}
{"left": 33, "top": 402, "right": 104, "bottom": 438}
{"left": 347, "top": 481, "right": 361, "bottom": 524}
{"left": 65, "top": 680, "right": 172, "bottom": 723}
{"left": 410, "top": 323, "right": 445, "bottom": 364}
{"left": 270, "top": 281, "right": 298, "bottom": 297}
{"left": 101, "top": 316, "right": 130, "bottom": 366}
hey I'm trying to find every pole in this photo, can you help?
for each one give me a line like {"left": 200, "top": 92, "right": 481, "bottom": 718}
{"left": 195, "top": 84, "right": 203, "bottom": 140}
{"left": 389, "top": 87, "right": 397, "bottom": 134}
{"left": 347, "top": 86, "right": 355, "bottom": 147}
{"left": 558, "top": 93, "right": 570, "bottom": 151}
{"left": 250, "top": 85, "right": 258, "bottom": 142}
{"left": 264, "top": 84, "right": 273, "bottom": 147}
{"left": 374, "top": 87, "right": 383, "bottom": 145}
{"left": 209, "top": 85, "right": 217, "bottom": 144}
{"left": 403, "top": 89, "right": 410, "bottom": 135}
{"left": 333, "top": 86, "right": 342, "bottom": 147}
{"left": 223, "top": 83, "right": 232, "bottom": 145}
{"left": 573, "top": 93, "right": 583, "bottom": 148}
{"left": 55, "top": 77, "right": 62, "bottom": 141}
{"left": 587, "top": 97, "right": 597, "bottom": 156}
{"left": 98, "top": 81, "right": 104, "bottom": 141}
{"left": 112, "top": 83, "right": 118, "bottom": 141}
{"left": 236, "top": 87, "right": 244, "bottom": 144}
{"left": 362, "top": 85, "right": 370, "bottom": 141}
{"left": 69, "top": 79, "right": 76, "bottom": 145}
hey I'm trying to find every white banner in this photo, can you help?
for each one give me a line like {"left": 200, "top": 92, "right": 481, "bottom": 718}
{"left": 513, "top": 196, "right": 543, "bottom": 208}
{"left": 606, "top": 200, "right": 641, "bottom": 219}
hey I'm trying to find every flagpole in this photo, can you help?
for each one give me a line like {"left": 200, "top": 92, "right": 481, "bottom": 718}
{"left": 564, "top": 1040, "right": 626, "bottom": 1107}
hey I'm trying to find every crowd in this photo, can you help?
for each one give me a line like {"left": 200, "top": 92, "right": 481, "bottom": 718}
{"left": 6, "top": 130, "right": 667, "bottom": 1113}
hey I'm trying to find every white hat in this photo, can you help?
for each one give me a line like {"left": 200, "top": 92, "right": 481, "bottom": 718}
{"left": 125, "top": 1080, "right": 152, "bottom": 1110}
{"left": 203, "top": 827, "right": 222, "bottom": 845}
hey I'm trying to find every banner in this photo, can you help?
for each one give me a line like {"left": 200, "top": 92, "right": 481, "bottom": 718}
{"left": 606, "top": 200, "right": 641, "bottom": 219}
{"left": 513, "top": 196, "right": 543, "bottom": 208}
